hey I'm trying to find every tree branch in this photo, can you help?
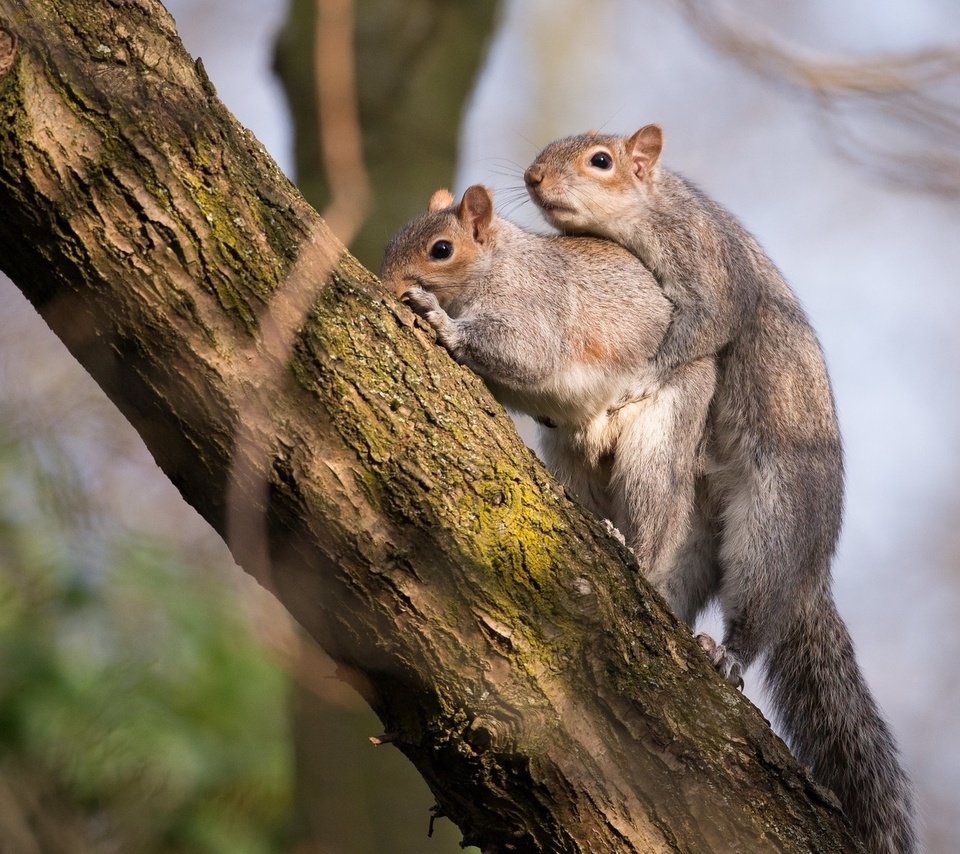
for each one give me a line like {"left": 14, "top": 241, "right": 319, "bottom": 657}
{"left": 0, "top": 1, "right": 859, "bottom": 851}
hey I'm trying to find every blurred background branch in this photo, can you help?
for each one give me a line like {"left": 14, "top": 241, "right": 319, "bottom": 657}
{"left": 274, "top": 0, "right": 500, "bottom": 269}
{"left": 314, "top": 0, "right": 372, "bottom": 244}
{"left": 679, "top": 0, "right": 960, "bottom": 197}
{"left": 225, "top": 2, "right": 477, "bottom": 851}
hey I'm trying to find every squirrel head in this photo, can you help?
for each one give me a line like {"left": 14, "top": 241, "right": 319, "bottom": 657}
{"left": 524, "top": 125, "right": 663, "bottom": 240}
{"left": 381, "top": 185, "right": 496, "bottom": 310}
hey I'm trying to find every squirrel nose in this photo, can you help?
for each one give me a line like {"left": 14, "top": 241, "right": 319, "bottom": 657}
{"left": 524, "top": 165, "right": 543, "bottom": 188}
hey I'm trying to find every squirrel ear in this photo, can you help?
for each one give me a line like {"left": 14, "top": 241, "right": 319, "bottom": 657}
{"left": 428, "top": 188, "right": 454, "bottom": 211}
{"left": 628, "top": 124, "right": 663, "bottom": 180}
{"left": 586, "top": 129, "right": 599, "bottom": 137}
{"left": 458, "top": 185, "right": 494, "bottom": 243}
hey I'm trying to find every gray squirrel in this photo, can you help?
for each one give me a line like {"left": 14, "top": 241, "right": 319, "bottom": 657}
{"left": 380, "top": 185, "right": 716, "bottom": 598}
{"left": 524, "top": 125, "right": 915, "bottom": 853}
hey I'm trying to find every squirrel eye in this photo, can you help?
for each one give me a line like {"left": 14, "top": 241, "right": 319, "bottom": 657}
{"left": 589, "top": 151, "right": 612, "bottom": 170}
{"left": 429, "top": 239, "right": 453, "bottom": 260}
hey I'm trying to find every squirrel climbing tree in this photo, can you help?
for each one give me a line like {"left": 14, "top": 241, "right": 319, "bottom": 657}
{"left": 0, "top": 2, "right": 860, "bottom": 851}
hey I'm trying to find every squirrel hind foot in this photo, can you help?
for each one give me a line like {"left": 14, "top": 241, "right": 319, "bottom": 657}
{"left": 696, "top": 633, "right": 744, "bottom": 690}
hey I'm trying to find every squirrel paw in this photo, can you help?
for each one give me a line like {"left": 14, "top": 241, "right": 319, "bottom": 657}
{"left": 401, "top": 286, "right": 441, "bottom": 318}
{"left": 696, "top": 633, "right": 744, "bottom": 690}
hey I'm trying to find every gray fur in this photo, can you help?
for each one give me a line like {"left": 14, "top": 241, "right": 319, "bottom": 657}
{"left": 526, "top": 131, "right": 915, "bottom": 853}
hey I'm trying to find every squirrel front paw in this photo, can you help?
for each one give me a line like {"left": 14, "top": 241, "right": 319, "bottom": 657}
{"left": 401, "top": 287, "right": 461, "bottom": 352}
{"left": 401, "top": 286, "right": 441, "bottom": 319}
{"left": 696, "top": 633, "right": 744, "bottom": 690}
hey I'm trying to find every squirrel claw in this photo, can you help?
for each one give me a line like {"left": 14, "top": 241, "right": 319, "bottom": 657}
{"left": 401, "top": 287, "right": 440, "bottom": 318}
{"left": 696, "top": 633, "right": 744, "bottom": 690}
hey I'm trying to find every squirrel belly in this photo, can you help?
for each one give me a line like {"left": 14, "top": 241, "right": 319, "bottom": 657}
{"left": 526, "top": 126, "right": 915, "bottom": 853}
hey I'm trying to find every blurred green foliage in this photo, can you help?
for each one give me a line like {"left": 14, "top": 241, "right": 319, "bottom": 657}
{"left": 0, "top": 434, "right": 293, "bottom": 853}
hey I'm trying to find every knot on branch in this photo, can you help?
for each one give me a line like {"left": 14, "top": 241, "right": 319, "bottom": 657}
{"left": 0, "top": 29, "right": 16, "bottom": 77}
{"left": 465, "top": 713, "right": 523, "bottom": 755}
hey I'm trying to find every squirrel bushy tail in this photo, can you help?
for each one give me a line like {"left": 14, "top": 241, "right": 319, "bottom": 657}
{"left": 765, "top": 587, "right": 915, "bottom": 853}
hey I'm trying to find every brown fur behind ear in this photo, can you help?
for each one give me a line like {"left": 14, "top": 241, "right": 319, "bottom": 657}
{"left": 429, "top": 188, "right": 455, "bottom": 211}
{"left": 458, "top": 185, "right": 494, "bottom": 243}
{"left": 628, "top": 125, "right": 663, "bottom": 180}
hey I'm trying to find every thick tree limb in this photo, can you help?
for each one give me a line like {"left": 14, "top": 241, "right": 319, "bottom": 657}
{"left": 0, "top": 2, "right": 859, "bottom": 851}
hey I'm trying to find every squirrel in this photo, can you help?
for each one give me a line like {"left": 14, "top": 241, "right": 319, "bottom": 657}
{"left": 524, "top": 126, "right": 915, "bottom": 853}
{"left": 381, "top": 184, "right": 716, "bottom": 603}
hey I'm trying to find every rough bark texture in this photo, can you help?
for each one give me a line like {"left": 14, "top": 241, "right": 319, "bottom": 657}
{"left": 0, "top": 2, "right": 859, "bottom": 851}
{"left": 274, "top": 4, "right": 502, "bottom": 848}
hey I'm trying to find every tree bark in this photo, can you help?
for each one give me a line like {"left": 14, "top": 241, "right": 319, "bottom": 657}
{"left": 0, "top": 2, "right": 859, "bottom": 852}
{"left": 273, "top": 4, "right": 502, "bottom": 849}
